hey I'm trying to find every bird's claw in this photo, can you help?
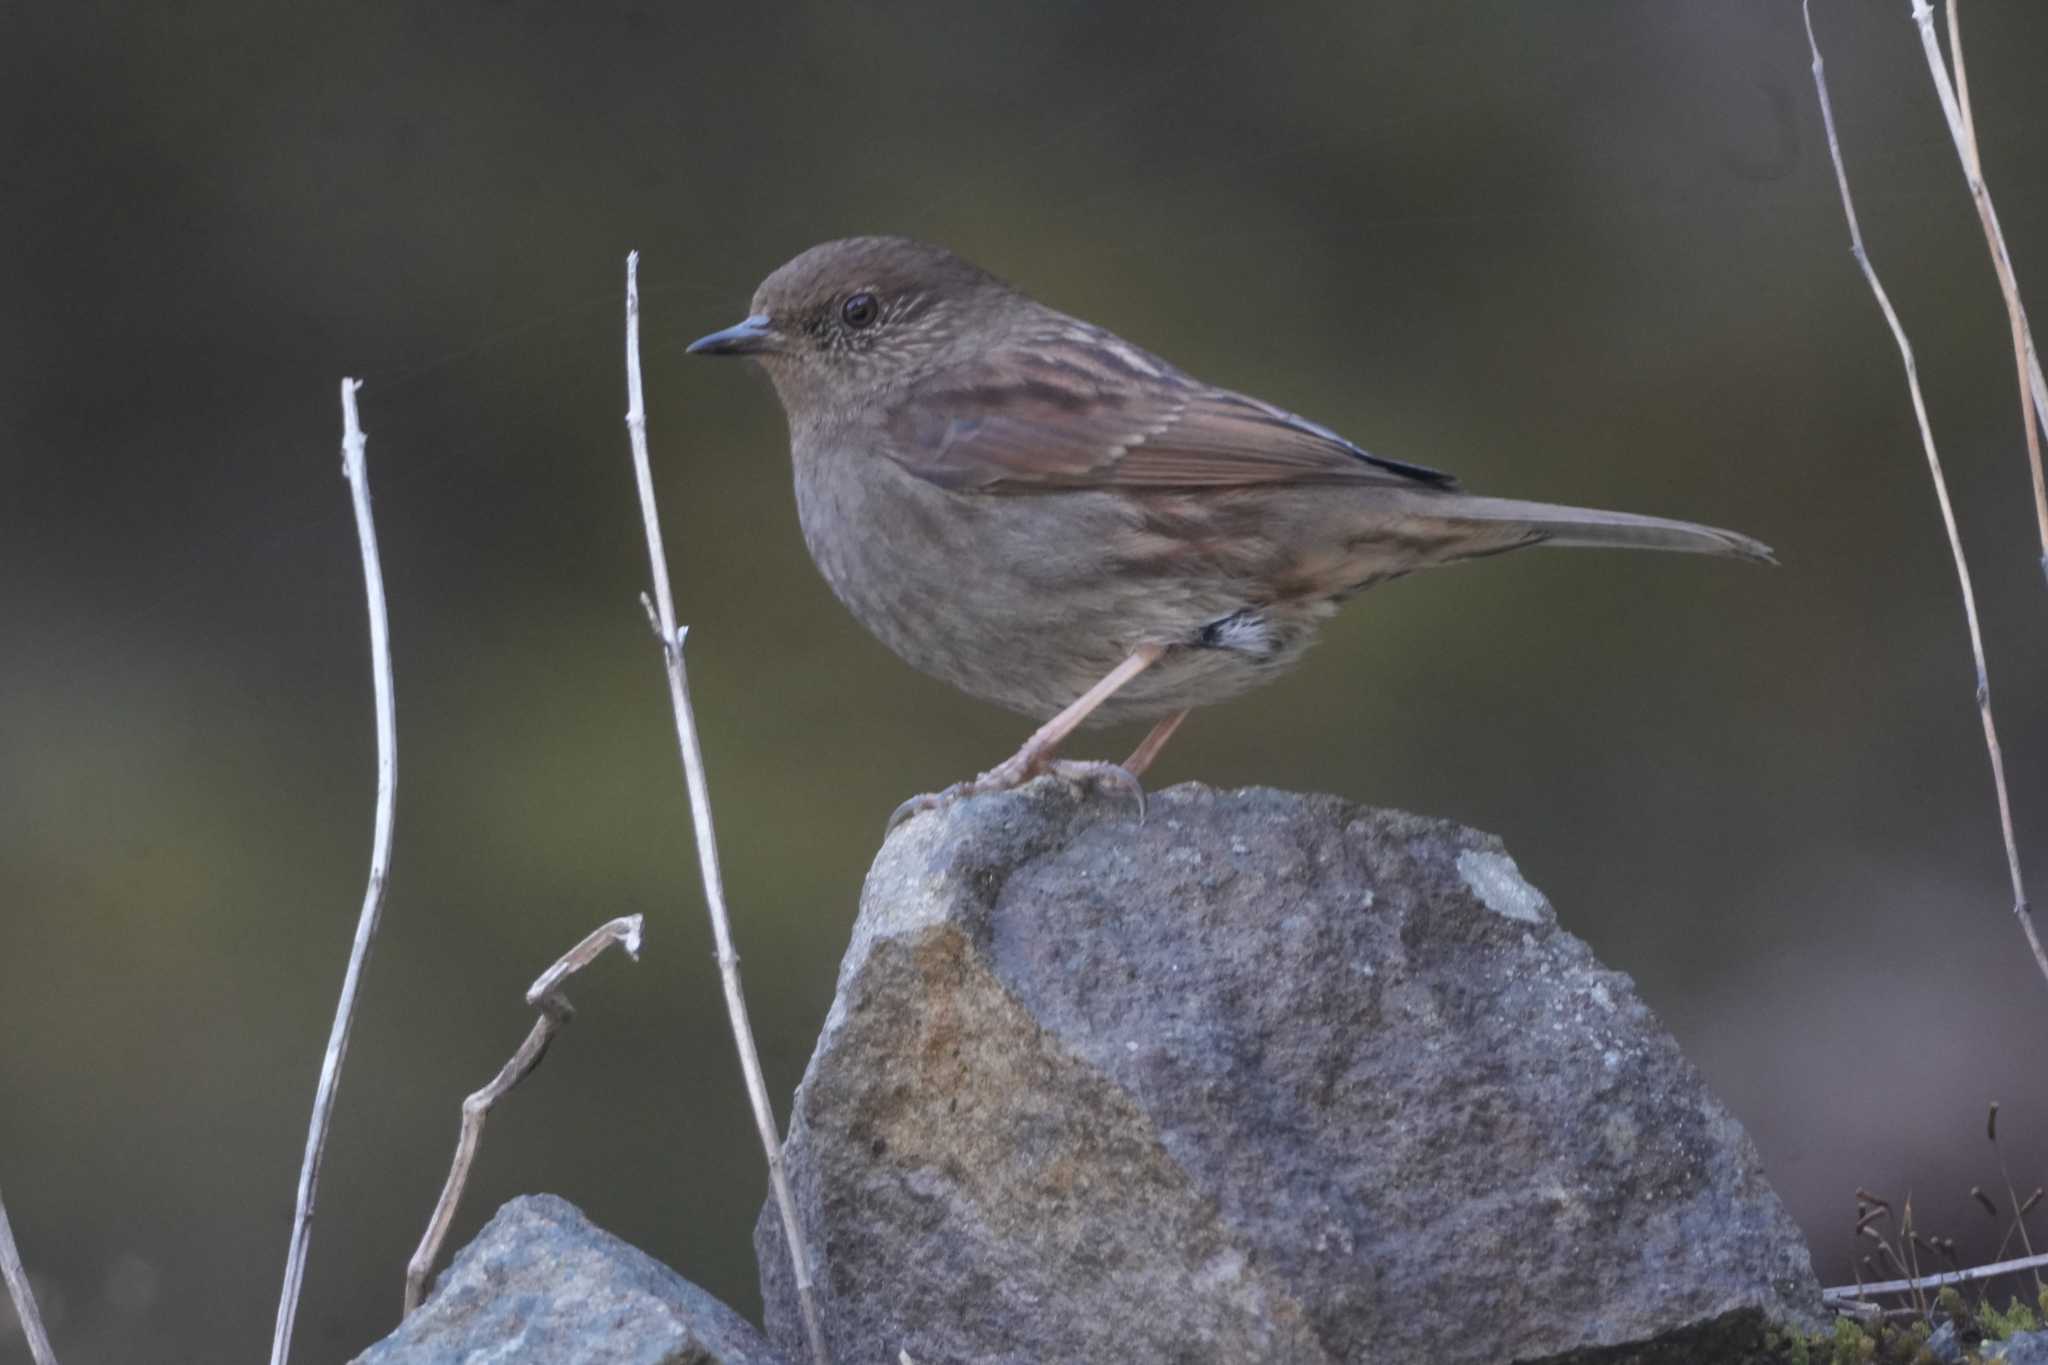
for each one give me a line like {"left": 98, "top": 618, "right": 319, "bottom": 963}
{"left": 1042, "top": 758, "right": 1147, "bottom": 824}
{"left": 884, "top": 786, "right": 955, "bottom": 837}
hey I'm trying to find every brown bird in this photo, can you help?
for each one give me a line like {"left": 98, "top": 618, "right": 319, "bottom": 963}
{"left": 688, "top": 237, "right": 1771, "bottom": 828}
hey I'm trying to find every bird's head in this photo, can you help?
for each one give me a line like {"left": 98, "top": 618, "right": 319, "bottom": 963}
{"left": 688, "top": 236, "right": 1017, "bottom": 419}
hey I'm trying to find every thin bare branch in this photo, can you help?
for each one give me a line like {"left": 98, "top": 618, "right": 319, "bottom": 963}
{"left": 1801, "top": 3, "right": 2046, "bottom": 990}
{"left": 1943, "top": 0, "right": 1973, "bottom": 155}
{"left": 623, "top": 252, "right": 830, "bottom": 1365}
{"left": 0, "top": 1186, "right": 59, "bottom": 1365}
{"left": 1825, "top": 1246, "right": 2048, "bottom": 1303}
{"left": 1909, "top": 0, "right": 2048, "bottom": 584}
{"left": 271, "top": 378, "right": 400, "bottom": 1365}
{"left": 403, "top": 915, "right": 646, "bottom": 1315}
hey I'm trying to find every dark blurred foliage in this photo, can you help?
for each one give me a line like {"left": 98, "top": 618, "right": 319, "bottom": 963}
{"left": 4, "top": 2, "right": 2048, "bottom": 1359}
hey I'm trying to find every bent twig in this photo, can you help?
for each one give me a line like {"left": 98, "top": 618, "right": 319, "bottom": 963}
{"left": 403, "top": 915, "right": 646, "bottom": 1314}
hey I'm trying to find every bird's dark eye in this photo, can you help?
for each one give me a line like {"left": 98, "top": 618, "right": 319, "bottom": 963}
{"left": 841, "top": 292, "right": 880, "bottom": 329}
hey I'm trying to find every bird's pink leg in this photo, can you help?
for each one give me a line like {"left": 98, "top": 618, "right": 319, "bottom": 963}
{"left": 888, "top": 644, "right": 1166, "bottom": 832}
{"left": 1122, "top": 708, "right": 1189, "bottom": 777}
{"left": 993, "top": 643, "right": 1165, "bottom": 776}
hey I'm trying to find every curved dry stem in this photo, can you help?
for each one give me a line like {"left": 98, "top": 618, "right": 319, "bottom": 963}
{"left": 1802, "top": 4, "right": 2043, "bottom": 989}
{"left": 1910, "top": 0, "right": 2048, "bottom": 584}
{"left": 271, "top": 378, "right": 400, "bottom": 1365}
{"left": 0, "top": 1187, "right": 60, "bottom": 1365}
{"left": 623, "top": 253, "right": 830, "bottom": 1365}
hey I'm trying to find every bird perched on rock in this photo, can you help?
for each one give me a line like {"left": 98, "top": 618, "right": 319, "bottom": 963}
{"left": 688, "top": 237, "right": 1771, "bottom": 827}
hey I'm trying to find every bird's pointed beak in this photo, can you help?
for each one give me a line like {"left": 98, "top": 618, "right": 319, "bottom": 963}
{"left": 686, "top": 313, "right": 779, "bottom": 357}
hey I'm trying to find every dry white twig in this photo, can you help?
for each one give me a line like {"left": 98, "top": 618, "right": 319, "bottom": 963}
{"left": 1908, "top": 0, "right": 2048, "bottom": 582}
{"left": 623, "top": 252, "right": 829, "bottom": 1365}
{"left": 271, "top": 378, "right": 399, "bottom": 1365}
{"left": 1801, "top": 3, "right": 2046, "bottom": 991}
{"left": 0, "top": 1186, "right": 60, "bottom": 1365}
{"left": 1825, "top": 1245, "right": 2048, "bottom": 1304}
{"left": 403, "top": 915, "right": 646, "bottom": 1314}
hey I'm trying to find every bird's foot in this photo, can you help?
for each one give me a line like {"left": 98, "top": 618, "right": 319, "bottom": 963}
{"left": 885, "top": 755, "right": 1147, "bottom": 836}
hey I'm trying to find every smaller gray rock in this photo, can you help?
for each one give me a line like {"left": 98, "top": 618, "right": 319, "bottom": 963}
{"left": 353, "top": 1194, "right": 782, "bottom": 1365}
{"left": 1989, "top": 1328, "right": 2048, "bottom": 1363}
{"left": 1923, "top": 1318, "right": 1961, "bottom": 1363}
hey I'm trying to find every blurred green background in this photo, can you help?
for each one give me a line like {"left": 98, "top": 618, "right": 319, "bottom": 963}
{"left": 6, "top": 2, "right": 2048, "bottom": 1359}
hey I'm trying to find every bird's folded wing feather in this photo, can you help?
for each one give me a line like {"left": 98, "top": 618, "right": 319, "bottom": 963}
{"left": 882, "top": 329, "right": 1455, "bottom": 492}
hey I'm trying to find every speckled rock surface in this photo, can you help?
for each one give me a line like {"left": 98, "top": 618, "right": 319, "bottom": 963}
{"left": 757, "top": 780, "right": 1820, "bottom": 1364}
{"left": 355, "top": 1194, "right": 782, "bottom": 1365}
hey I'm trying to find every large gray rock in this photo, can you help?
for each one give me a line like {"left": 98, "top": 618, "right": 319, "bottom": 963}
{"left": 357, "top": 1194, "right": 782, "bottom": 1365}
{"left": 757, "top": 781, "right": 1820, "bottom": 1364}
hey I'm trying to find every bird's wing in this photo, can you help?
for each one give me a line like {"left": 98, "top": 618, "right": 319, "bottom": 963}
{"left": 881, "top": 327, "right": 1455, "bottom": 493}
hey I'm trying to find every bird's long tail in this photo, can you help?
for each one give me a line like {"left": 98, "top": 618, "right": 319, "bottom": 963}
{"left": 1420, "top": 495, "right": 1775, "bottom": 564}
